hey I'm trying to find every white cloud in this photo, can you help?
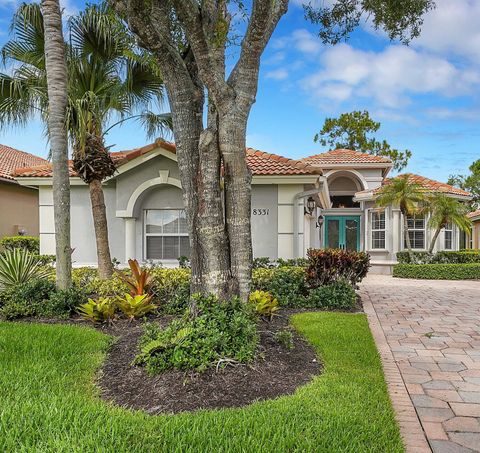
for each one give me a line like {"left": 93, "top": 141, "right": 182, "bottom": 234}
{"left": 265, "top": 68, "right": 289, "bottom": 80}
{"left": 300, "top": 42, "right": 480, "bottom": 108}
{"left": 413, "top": 0, "right": 480, "bottom": 62}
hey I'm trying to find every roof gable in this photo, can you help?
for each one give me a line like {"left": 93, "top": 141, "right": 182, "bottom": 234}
{"left": 303, "top": 149, "right": 393, "bottom": 167}
{"left": 0, "top": 144, "right": 47, "bottom": 181}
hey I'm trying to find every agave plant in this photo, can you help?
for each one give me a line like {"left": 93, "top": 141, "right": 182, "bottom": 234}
{"left": 0, "top": 249, "right": 52, "bottom": 289}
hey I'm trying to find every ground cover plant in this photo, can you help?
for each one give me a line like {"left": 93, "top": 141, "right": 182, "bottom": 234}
{"left": 0, "top": 313, "right": 403, "bottom": 452}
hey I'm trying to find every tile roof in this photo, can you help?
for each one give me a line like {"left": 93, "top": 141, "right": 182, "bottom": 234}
{"left": 13, "top": 140, "right": 321, "bottom": 178}
{"left": 356, "top": 173, "right": 472, "bottom": 198}
{"left": 303, "top": 149, "right": 392, "bottom": 166}
{"left": 468, "top": 209, "right": 480, "bottom": 220}
{"left": 0, "top": 144, "right": 48, "bottom": 181}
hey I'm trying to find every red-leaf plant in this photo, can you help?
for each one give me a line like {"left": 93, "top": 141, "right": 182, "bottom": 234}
{"left": 117, "top": 259, "right": 153, "bottom": 297}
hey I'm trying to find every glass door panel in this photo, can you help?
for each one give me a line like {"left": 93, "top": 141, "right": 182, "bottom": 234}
{"left": 345, "top": 219, "right": 359, "bottom": 251}
{"left": 326, "top": 219, "right": 340, "bottom": 248}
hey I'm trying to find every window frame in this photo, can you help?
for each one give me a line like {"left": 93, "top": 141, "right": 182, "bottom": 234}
{"left": 444, "top": 222, "right": 453, "bottom": 250}
{"left": 370, "top": 209, "right": 387, "bottom": 250}
{"left": 404, "top": 213, "right": 426, "bottom": 250}
{"left": 143, "top": 209, "right": 189, "bottom": 261}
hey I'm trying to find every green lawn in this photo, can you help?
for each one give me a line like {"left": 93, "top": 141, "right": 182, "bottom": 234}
{"left": 0, "top": 313, "right": 403, "bottom": 452}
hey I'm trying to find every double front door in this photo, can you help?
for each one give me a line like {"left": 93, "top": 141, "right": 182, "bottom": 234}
{"left": 324, "top": 216, "right": 361, "bottom": 251}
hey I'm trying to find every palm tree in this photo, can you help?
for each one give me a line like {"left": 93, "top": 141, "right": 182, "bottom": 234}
{"left": 0, "top": 3, "right": 171, "bottom": 279}
{"left": 424, "top": 194, "right": 472, "bottom": 253}
{"left": 40, "top": 0, "right": 71, "bottom": 289}
{"left": 376, "top": 174, "right": 426, "bottom": 261}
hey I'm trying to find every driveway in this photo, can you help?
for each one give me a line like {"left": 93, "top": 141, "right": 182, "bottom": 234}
{"left": 360, "top": 275, "right": 480, "bottom": 453}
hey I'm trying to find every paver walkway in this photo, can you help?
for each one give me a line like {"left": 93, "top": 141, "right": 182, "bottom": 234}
{"left": 360, "top": 275, "right": 480, "bottom": 453}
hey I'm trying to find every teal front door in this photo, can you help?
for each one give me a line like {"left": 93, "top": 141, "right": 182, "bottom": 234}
{"left": 324, "top": 216, "right": 361, "bottom": 251}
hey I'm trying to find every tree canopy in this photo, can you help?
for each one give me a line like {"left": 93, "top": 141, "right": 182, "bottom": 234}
{"left": 448, "top": 159, "right": 480, "bottom": 210}
{"left": 314, "top": 110, "right": 411, "bottom": 171}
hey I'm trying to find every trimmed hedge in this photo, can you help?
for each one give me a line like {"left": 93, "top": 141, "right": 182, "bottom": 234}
{"left": 397, "top": 250, "right": 480, "bottom": 264}
{"left": 393, "top": 263, "right": 480, "bottom": 280}
{"left": 0, "top": 236, "right": 39, "bottom": 253}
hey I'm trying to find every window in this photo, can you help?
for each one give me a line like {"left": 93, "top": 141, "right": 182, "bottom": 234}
{"left": 405, "top": 214, "right": 425, "bottom": 249}
{"left": 444, "top": 223, "right": 453, "bottom": 250}
{"left": 371, "top": 210, "right": 386, "bottom": 249}
{"left": 145, "top": 209, "right": 189, "bottom": 260}
{"left": 330, "top": 195, "right": 360, "bottom": 208}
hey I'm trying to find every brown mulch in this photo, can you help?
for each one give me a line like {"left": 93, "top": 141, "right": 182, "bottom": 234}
{"left": 97, "top": 312, "right": 320, "bottom": 415}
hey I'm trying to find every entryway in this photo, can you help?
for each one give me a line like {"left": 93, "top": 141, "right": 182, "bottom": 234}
{"left": 324, "top": 216, "right": 360, "bottom": 251}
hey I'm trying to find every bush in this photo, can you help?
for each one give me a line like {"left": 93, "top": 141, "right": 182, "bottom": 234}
{"left": 308, "top": 279, "right": 357, "bottom": 310}
{"left": 393, "top": 263, "right": 480, "bottom": 280}
{"left": 0, "top": 279, "right": 85, "bottom": 319}
{"left": 396, "top": 251, "right": 434, "bottom": 264}
{"left": 116, "top": 294, "right": 157, "bottom": 320}
{"left": 77, "top": 297, "right": 117, "bottom": 324}
{"left": 435, "top": 251, "right": 480, "bottom": 264}
{"left": 252, "top": 266, "right": 308, "bottom": 307}
{"left": 0, "top": 236, "right": 39, "bottom": 253}
{"left": 306, "top": 249, "right": 370, "bottom": 287}
{"left": 249, "top": 290, "right": 279, "bottom": 320}
{"left": 135, "top": 294, "right": 259, "bottom": 373}
{"left": 274, "top": 329, "right": 294, "bottom": 350}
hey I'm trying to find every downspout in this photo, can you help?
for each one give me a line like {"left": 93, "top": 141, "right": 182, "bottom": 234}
{"left": 293, "top": 178, "right": 328, "bottom": 258}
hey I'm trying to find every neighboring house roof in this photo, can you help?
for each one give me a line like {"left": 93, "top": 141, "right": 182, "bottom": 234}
{"left": 355, "top": 173, "right": 472, "bottom": 199}
{"left": 14, "top": 140, "right": 322, "bottom": 178}
{"left": 0, "top": 144, "right": 47, "bottom": 181}
{"left": 468, "top": 210, "right": 480, "bottom": 221}
{"left": 303, "top": 149, "right": 393, "bottom": 167}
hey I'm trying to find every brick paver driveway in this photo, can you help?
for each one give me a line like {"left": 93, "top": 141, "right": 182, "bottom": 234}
{"left": 360, "top": 275, "right": 480, "bottom": 453}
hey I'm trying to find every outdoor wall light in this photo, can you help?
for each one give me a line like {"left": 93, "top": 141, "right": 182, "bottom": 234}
{"left": 316, "top": 215, "right": 324, "bottom": 228}
{"left": 304, "top": 197, "right": 316, "bottom": 216}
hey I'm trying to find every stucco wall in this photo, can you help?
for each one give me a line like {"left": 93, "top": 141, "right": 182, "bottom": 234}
{"left": 251, "top": 185, "right": 278, "bottom": 259}
{"left": 0, "top": 181, "right": 39, "bottom": 238}
{"left": 39, "top": 184, "right": 124, "bottom": 264}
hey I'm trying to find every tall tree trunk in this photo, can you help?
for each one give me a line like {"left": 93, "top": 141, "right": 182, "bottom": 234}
{"left": 41, "top": 0, "right": 71, "bottom": 290}
{"left": 219, "top": 108, "right": 253, "bottom": 301}
{"left": 402, "top": 211, "right": 415, "bottom": 262}
{"left": 429, "top": 227, "right": 441, "bottom": 254}
{"left": 165, "top": 77, "right": 233, "bottom": 300}
{"left": 89, "top": 179, "right": 113, "bottom": 279}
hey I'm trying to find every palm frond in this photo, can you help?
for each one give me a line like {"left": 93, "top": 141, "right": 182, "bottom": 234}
{"left": 136, "top": 111, "right": 173, "bottom": 141}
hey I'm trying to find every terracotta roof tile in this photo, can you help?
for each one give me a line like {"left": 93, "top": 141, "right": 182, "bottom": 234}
{"left": 356, "top": 173, "right": 472, "bottom": 198}
{"left": 303, "top": 149, "right": 392, "bottom": 166}
{"left": 0, "top": 144, "right": 48, "bottom": 180}
{"left": 14, "top": 140, "right": 321, "bottom": 178}
{"left": 467, "top": 209, "right": 480, "bottom": 220}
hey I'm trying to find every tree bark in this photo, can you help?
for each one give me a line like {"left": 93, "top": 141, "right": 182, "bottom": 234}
{"left": 429, "top": 227, "right": 442, "bottom": 254}
{"left": 89, "top": 179, "right": 113, "bottom": 279}
{"left": 41, "top": 0, "right": 72, "bottom": 290}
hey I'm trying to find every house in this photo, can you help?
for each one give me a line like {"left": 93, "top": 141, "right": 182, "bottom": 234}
{"left": 13, "top": 139, "right": 472, "bottom": 273}
{"left": 0, "top": 144, "right": 47, "bottom": 239}
{"left": 467, "top": 210, "right": 480, "bottom": 249}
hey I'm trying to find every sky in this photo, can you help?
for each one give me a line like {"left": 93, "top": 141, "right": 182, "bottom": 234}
{"left": 1, "top": 0, "right": 479, "bottom": 181}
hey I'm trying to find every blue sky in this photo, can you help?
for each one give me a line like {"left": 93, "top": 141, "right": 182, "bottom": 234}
{"left": 1, "top": 0, "right": 479, "bottom": 181}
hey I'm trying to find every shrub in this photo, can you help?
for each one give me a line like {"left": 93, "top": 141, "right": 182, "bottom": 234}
{"left": 308, "top": 279, "right": 357, "bottom": 310}
{"left": 81, "top": 273, "right": 129, "bottom": 297}
{"left": 252, "top": 257, "right": 273, "bottom": 269}
{"left": 252, "top": 266, "right": 308, "bottom": 307}
{"left": 393, "top": 263, "right": 480, "bottom": 280}
{"left": 306, "top": 249, "right": 370, "bottom": 287}
{"left": 77, "top": 297, "right": 117, "bottom": 324}
{"left": 249, "top": 290, "right": 279, "bottom": 320}
{"left": 135, "top": 294, "right": 259, "bottom": 373}
{"left": 396, "top": 251, "right": 435, "bottom": 264}
{"left": 149, "top": 267, "right": 191, "bottom": 311}
{"left": 276, "top": 257, "right": 308, "bottom": 267}
{"left": 435, "top": 251, "right": 480, "bottom": 264}
{"left": 0, "top": 236, "right": 39, "bottom": 253}
{"left": 177, "top": 256, "right": 190, "bottom": 268}
{"left": 116, "top": 294, "right": 157, "bottom": 320}
{"left": 43, "top": 286, "right": 87, "bottom": 318}
{"left": 274, "top": 329, "right": 294, "bottom": 350}
{"left": 0, "top": 249, "right": 52, "bottom": 289}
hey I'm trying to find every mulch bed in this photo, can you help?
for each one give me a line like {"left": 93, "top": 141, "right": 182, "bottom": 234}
{"left": 97, "top": 311, "right": 320, "bottom": 414}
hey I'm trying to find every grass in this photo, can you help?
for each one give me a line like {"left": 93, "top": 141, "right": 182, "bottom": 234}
{"left": 0, "top": 312, "right": 403, "bottom": 452}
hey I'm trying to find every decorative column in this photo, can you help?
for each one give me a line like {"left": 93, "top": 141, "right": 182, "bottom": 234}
{"left": 392, "top": 209, "right": 401, "bottom": 254}
{"left": 124, "top": 217, "right": 136, "bottom": 263}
